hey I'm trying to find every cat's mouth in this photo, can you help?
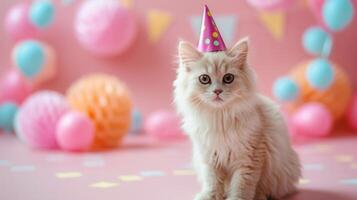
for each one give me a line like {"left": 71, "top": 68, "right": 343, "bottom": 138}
{"left": 213, "top": 96, "right": 223, "bottom": 102}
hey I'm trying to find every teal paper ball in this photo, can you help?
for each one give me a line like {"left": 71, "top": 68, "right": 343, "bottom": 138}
{"left": 30, "top": 0, "right": 55, "bottom": 28}
{"left": 302, "top": 27, "right": 332, "bottom": 57}
{"left": 15, "top": 40, "right": 44, "bottom": 78}
{"left": 273, "top": 77, "right": 299, "bottom": 102}
{"left": 0, "top": 102, "right": 18, "bottom": 132}
{"left": 306, "top": 58, "right": 334, "bottom": 90}
{"left": 130, "top": 109, "right": 142, "bottom": 134}
{"left": 323, "top": 0, "right": 354, "bottom": 31}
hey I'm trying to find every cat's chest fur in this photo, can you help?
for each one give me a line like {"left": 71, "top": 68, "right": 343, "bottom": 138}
{"left": 184, "top": 105, "right": 262, "bottom": 168}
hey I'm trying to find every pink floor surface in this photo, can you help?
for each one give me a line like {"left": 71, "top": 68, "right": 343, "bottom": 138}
{"left": 1, "top": 133, "right": 357, "bottom": 200}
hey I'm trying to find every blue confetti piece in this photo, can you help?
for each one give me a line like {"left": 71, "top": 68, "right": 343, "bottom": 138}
{"left": 303, "top": 164, "right": 324, "bottom": 171}
{"left": 140, "top": 170, "right": 166, "bottom": 177}
{"left": 0, "top": 160, "right": 11, "bottom": 166}
{"left": 11, "top": 165, "right": 36, "bottom": 172}
{"left": 339, "top": 179, "right": 357, "bottom": 185}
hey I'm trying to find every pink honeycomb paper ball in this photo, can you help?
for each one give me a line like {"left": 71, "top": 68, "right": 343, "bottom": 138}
{"left": 16, "top": 91, "right": 69, "bottom": 149}
{"left": 75, "top": 0, "right": 137, "bottom": 57}
{"left": 56, "top": 111, "right": 95, "bottom": 151}
{"left": 4, "top": 2, "right": 38, "bottom": 41}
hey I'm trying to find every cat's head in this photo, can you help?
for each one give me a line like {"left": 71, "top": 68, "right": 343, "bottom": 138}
{"left": 175, "top": 38, "right": 256, "bottom": 109}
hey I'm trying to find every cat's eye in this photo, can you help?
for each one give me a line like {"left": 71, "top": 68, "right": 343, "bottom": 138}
{"left": 223, "top": 73, "right": 235, "bottom": 84}
{"left": 198, "top": 74, "right": 211, "bottom": 85}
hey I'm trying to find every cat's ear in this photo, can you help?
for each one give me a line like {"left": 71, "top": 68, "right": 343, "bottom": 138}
{"left": 178, "top": 41, "right": 202, "bottom": 65}
{"left": 227, "top": 37, "right": 249, "bottom": 68}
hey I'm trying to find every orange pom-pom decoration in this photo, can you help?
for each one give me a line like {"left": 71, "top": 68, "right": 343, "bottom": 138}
{"left": 289, "top": 61, "right": 352, "bottom": 121}
{"left": 66, "top": 74, "right": 132, "bottom": 149}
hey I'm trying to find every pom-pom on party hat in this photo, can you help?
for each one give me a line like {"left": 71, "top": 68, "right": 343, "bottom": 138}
{"left": 197, "top": 5, "right": 227, "bottom": 52}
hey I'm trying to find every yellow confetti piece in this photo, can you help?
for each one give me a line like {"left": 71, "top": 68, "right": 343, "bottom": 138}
{"left": 258, "top": 11, "right": 285, "bottom": 40}
{"left": 299, "top": 178, "right": 311, "bottom": 185}
{"left": 147, "top": 10, "right": 173, "bottom": 43}
{"left": 56, "top": 172, "right": 82, "bottom": 179}
{"left": 121, "top": 0, "right": 133, "bottom": 8}
{"left": 90, "top": 181, "right": 119, "bottom": 188}
{"left": 335, "top": 155, "right": 354, "bottom": 163}
{"left": 119, "top": 175, "right": 143, "bottom": 182}
{"left": 350, "top": 163, "right": 357, "bottom": 169}
{"left": 173, "top": 169, "right": 196, "bottom": 176}
{"left": 314, "top": 144, "right": 332, "bottom": 152}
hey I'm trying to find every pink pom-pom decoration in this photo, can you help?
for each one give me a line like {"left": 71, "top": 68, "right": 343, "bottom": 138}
{"left": 0, "top": 69, "right": 32, "bottom": 105}
{"left": 12, "top": 41, "right": 57, "bottom": 86}
{"left": 4, "top": 3, "right": 38, "bottom": 41}
{"left": 75, "top": 0, "right": 137, "bottom": 57}
{"left": 144, "top": 110, "right": 184, "bottom": 140}
{"left": 246, "top": 0, "right": 293, "bottom": 10}
{"left": 56, "top": 111, "right": 94, "bottom": 151}
{"left": 16, "top": 91, "right": 69, "bottom": 149}
{"left": 347, "top": 94, "right": 357, "bottom": 130}
{"left": 291, "top": 102, "right": 333, "bottom": 137}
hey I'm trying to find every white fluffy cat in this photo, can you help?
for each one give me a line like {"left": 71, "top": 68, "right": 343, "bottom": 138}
{"left": 173, "top": 38, "right": 301, "bottom": 200}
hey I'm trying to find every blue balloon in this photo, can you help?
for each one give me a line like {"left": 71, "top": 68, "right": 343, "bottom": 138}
{"left": 273, "top": 77, "right": 299, "bottom": 102}
{"left": 15, "top": 40, "right": 44, "bottom": 78}
{"left": 0, "top": 102, "right": 18, "bottom": 132}
{"left": 306, "top": 58, "right": 334, "bottom": 90}
{"left": 323, "top": 0, "right": 354, "bottom": 31}
{"left": 302, "top": 26, "right": 332, "bottom": 57}
{"left": 130, "top": 109, "right": 143, "bottom": 134}
{"left": 30, "top": 0, "right": 55, "bottom": 28}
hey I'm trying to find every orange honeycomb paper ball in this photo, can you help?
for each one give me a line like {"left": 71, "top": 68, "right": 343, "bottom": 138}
{"left": 66, "top": 74, "right": 132, "bottom": 149}
{"left": 289, "top": 61, "right": 352, "bottom": 121}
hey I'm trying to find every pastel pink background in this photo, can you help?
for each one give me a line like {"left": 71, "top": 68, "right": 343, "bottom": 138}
{"left": 0, "top": 0, "right": 356, "bottom": 115}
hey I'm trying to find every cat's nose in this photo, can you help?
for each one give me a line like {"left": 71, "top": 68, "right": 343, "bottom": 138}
{"left": 214, "top": 89, "right": 223, "bottom": 95}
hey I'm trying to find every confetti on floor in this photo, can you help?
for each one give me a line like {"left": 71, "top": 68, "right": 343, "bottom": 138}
{"left": 119, "top": 175, "right": 143, "bottom": 182}
{"left": 299, "top": 178, "right": 311, "bottom": 185}
{"left": 0, "top": 160, "right": 11, "bottom": 166}
{"left": 1, "top": 134, "right": 357, "bottom": 200}
{"left": 339, "top": 179, "right": 357, "bottom": 185}
{"left": 335, "top": 155, "right": 354, "bottom": 163}
{"left": 56, "top": 172, "right": 83, "bottom": 179}
{"left": 173, "top": 169, "right": 196, "bottom": 176}
{"left": 140, "top": 170, "right": 166, "bottom": 177}
{"left": 350, "top": 163, "right": 357, "bottom": 170}
{"left": 90, "top": 181, "right": 119, "bottom": 188}
{"left": 10, "top": 165, "right": 36, "bottom": 172}
{"left": 314, "top": 144, "right": 332, "bottom": 152}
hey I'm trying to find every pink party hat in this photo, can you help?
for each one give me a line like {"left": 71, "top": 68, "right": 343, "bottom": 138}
{"left": 197, "top": 5, "right": 227, "bottom": 52}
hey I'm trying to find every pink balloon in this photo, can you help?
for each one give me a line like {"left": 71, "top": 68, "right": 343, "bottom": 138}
{"left": 75, "top": 0, "right": 137, "bottom": 57}
{"left": 4, "top": 3, "right": 38, "bottom": 41}
{"left": 56, "top": 111, "right": 94, "bottom": 151}
{"left": 291, "top": 102, "right": 333, "bottom": 137}
{"left": 0, "top": 69, "right": 32, "bottom": 105}
{"left": 16, "top": 91, "right": 69, "bottom": 149}
{"left": 144, "top": 110, "right": 184, "bottom": 140}
{"left": 246, "top": 0, "right": 294, "bottom": 10}
{"left": 347, "top": 94, "right": 357, "bottom": 130}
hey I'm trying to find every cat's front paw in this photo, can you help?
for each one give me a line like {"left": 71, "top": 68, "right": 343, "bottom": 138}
{"left": 194, "top": 191, "right": 224, "bottom": 200}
